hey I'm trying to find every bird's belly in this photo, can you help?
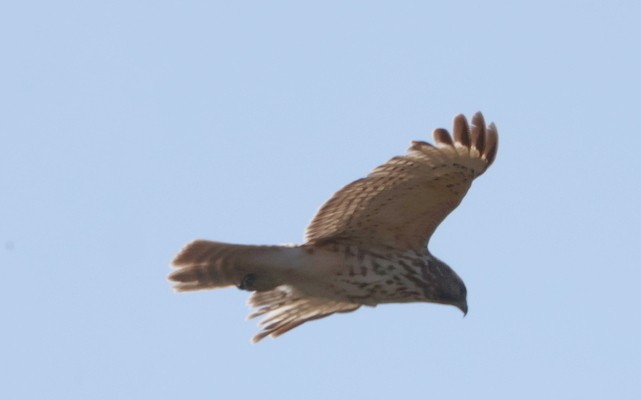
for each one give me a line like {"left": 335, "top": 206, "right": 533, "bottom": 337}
{"left": 295, "top": 251, "right": 429, "bottom": 306}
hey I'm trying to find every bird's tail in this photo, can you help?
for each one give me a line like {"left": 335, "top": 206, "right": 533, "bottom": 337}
{"left": 169, "top": 240, "right": 362, "bottom": 342}
{"left": 168, "top": 240, "right": 294, "bottom": 292}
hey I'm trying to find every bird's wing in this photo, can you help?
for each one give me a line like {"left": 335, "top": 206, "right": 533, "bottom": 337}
{"left": 248, "top": 286, "right": 360, "bottom": 343}
{"left": 305, "top": 112, "right": 498, "bottom": 252}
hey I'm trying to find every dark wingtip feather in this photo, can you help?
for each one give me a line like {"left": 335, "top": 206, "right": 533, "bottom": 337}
{"left": 470, "top": 112, "right": 486, "bottom": 154}
{"left": 484, "top": 122, "right": 499, "bottom": 166}
{"left": 471, "top": 111, "right": 485, "bottom": 127}
{"left": 433, "top": 128, "right": 454, "bottom": 146}
{"left": 453, "top": 114, "right": 471, "bottom": 148}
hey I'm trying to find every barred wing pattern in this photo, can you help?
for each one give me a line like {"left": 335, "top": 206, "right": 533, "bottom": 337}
{"left": 305, "top": 112, "right": 497, "bottom": 251}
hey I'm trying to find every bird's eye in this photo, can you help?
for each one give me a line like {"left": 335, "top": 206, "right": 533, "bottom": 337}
{"left": 238, "top": 273, "right": 257, "bottom": 291}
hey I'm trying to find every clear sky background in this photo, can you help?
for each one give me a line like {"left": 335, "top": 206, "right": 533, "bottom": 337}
{"left": 2, "top": 1, "right": 640, "bottom": 399}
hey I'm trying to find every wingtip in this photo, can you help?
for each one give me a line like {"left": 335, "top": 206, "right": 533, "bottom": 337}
{"left": 470, "top": 112, "right": 486, "bottom": 155}
{"left": 471, "top": 111, "right": 485, "bottom": 125}
{"left": 483, "top": 122, "right": 499, "bottom": 166}
{"left": 457, "top": 112, "right": 499, "bottom": 168}
{"left": 452, "top": 114, "right": 471, "bottom": 148}
{"left": 433, "top": 127, "right": 454, "bottom": 146}
{"left": 422, "top": 112, "right": 499, "bottom": 167}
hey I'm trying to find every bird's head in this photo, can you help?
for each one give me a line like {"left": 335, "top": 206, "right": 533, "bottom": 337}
{"left": 426, "top": 257, "right": 468, "bottom": 316}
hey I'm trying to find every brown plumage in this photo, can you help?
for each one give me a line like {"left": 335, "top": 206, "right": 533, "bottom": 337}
{"left": 169, "top": 112, "right": 498, "bottom": 342}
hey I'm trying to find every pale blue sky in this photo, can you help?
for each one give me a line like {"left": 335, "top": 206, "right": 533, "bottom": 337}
{"left": 2, "top": 1, "right": 640, "bottom": 399}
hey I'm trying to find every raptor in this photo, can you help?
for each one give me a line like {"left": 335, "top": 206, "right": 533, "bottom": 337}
{"left": 169, "top": 112, "right": 498, "bottom": 342}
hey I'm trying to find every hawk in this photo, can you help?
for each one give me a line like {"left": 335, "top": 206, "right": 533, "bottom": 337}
{"left": 169, "top": 112, "right": 498, "bottom": 342}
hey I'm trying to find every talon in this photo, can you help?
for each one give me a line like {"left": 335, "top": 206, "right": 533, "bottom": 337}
{"left": 238, "top": 273, "right": 257, "bottom": 291}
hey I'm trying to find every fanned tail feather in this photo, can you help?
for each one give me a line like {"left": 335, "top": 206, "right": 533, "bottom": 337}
{"left": 169, "top": 240, "right": 287, "bottom": 292}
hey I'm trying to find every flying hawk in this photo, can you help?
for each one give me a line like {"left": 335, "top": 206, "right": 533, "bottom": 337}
{"left": 169, "top": 112, "right": 498, "bottom": 342}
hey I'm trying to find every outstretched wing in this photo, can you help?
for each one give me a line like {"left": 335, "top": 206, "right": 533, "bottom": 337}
{"left": 305, "top": 112, "right": 498, "bottom": 251}
{"left": 248, "top": 286, "right": 360, "bottom": 343}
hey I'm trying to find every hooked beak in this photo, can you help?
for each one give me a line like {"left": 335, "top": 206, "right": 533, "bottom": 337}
{"left": 458, "top": 301, "right": 468, "bottom": 317}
